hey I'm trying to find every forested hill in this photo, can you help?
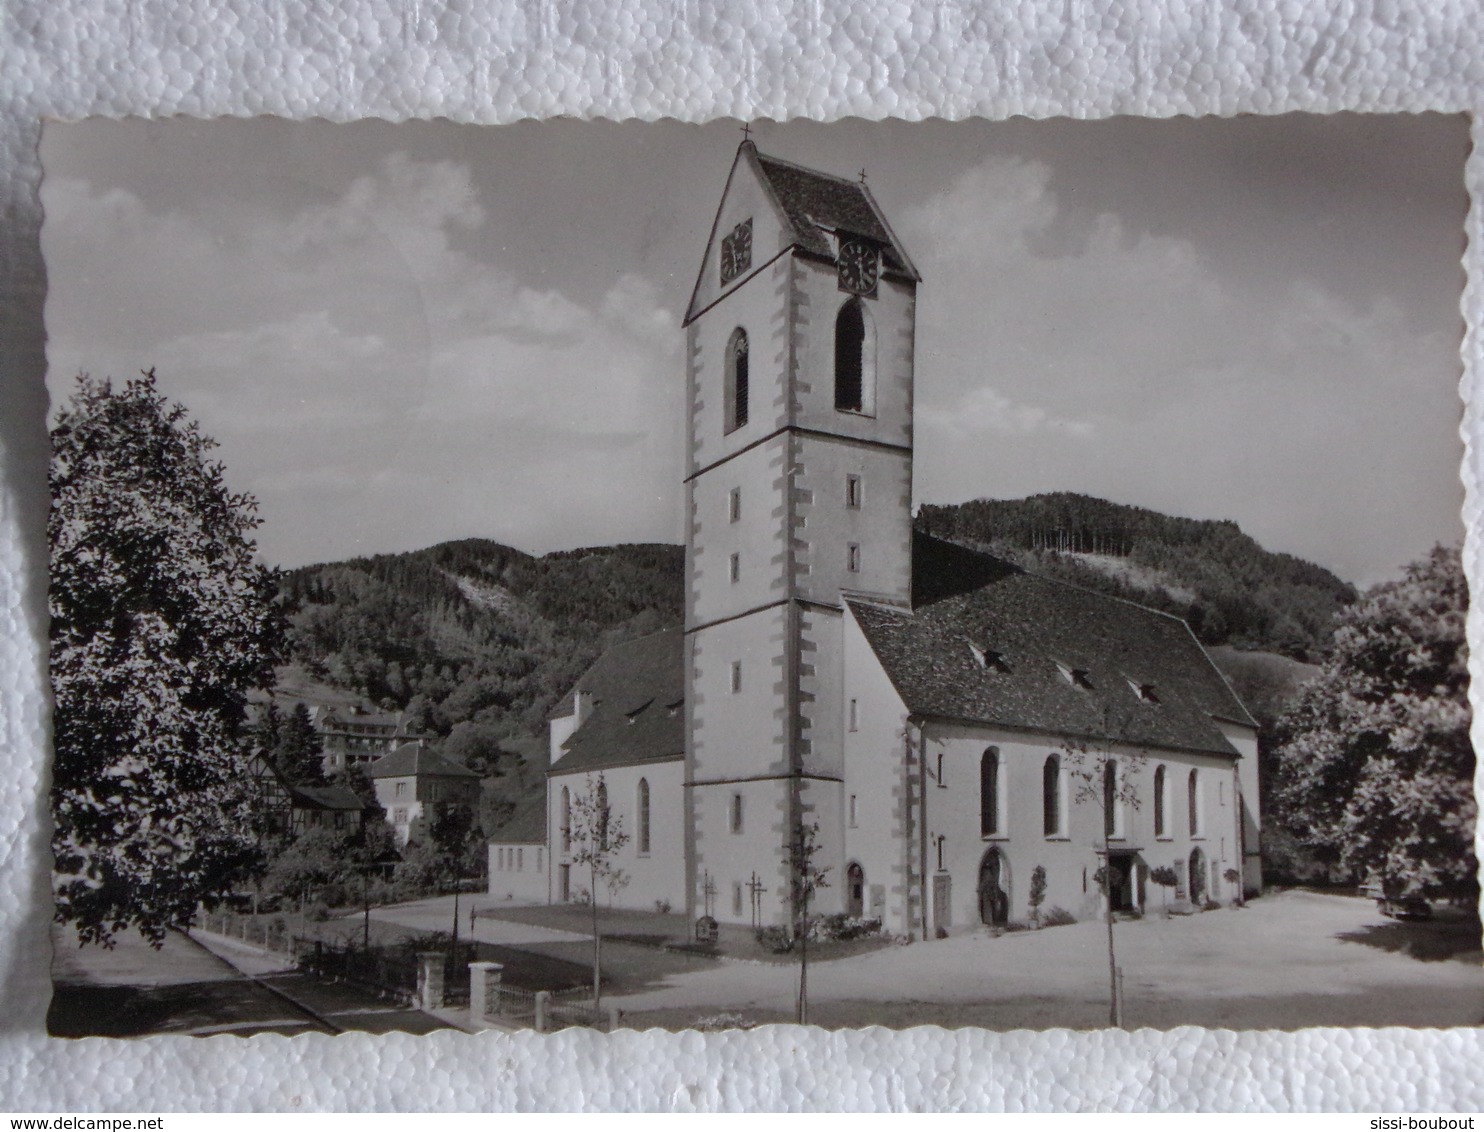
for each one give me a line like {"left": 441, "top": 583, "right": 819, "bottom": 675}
{"left": 279, "top": 540, "right": 684, "bottom": 740}
{"left": 916, "top": 493, "right": 1356, "bottom": 661}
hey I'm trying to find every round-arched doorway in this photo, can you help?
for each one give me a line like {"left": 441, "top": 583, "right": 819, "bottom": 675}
{"left": 846, "top": 862, "right": 865, "bottom": 919}
{"left": 1188, "top": 847, "right": 1207, "bottom": 905}
{"left": 977, "top": 848, "right": 1010, "bottom": 927}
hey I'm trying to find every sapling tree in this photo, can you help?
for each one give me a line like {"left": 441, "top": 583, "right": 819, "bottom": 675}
{"left": 50, "top": 371, "right": 286, "bottom": 947}
{"left": 789, "top": 819, "right": 831, "bottom": 1025}
{"left": 1149, "top": 865, "right": 1179, "bottom": 911}
{"left": 568, "top": 774, "right": 629, "bottom": 1004}
{"left": 1061, "top": 711, "right": 1147, "bottom": 1028}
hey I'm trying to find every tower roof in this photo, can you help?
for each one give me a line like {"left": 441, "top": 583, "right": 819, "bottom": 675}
{"left": 684, "top": 141, "right": 920, "bottom": 325}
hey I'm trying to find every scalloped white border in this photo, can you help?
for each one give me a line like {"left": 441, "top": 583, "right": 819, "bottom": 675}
{"left": 3, "top": 0, "right": 1482, "bottom": 1111}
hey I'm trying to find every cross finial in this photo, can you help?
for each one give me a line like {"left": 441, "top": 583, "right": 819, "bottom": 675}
{"left": 859, "top": 167, "right": 868, "bottom": 183}
{"left": 740, "top": 122, "right": 753, "bottom": 141}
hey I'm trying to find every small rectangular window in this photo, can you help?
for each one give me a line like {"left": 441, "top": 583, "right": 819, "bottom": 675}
{"left": 730, "top": 661, "right": 742, "bottom": 694}
{"left": 732, "top": 882, "right": 744, "bottom": 917}
{"left": 849, "top": 794, "right": 858, "bottom": 827}
{"left": 846, "top": 474, "right": 862, "bottom": 509}
{"left": 848, "top": 698, "right": 859, "bottom": 732}
{"left": 936, "top": 752, "right": 946, "bottom": 787}
{"left": 730, "top": 792, "right": 744, "bottom": 834}
{"left": 729, "top": 487, "right": 741, "bottom": 523}
{"left": 517, "top": 847, "right": 524, "bottom": 870}
{"left": 847, "top": 543, "right": 861, "bottom": 573}
{"left": 730, "top": 552, "right": 740, "bottom": 583}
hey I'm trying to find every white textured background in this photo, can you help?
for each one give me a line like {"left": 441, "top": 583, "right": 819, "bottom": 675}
{"left": 3, "top": 0, "right": 1484, "bottom": 1112}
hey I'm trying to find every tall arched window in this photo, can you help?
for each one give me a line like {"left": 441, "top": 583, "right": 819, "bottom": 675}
{"left": 980, "top": 747, "right": 1000, "bottom": 836}
{"left": 1153, "top": 764, "right": 1167, "bottom": 837}
{"left": 560, "top": 786, "right": 571, "bottom": 852}
{"left": 1103, "top": 759, "right": 1118, "bottom": 838}
{"left": 637, "top": 778, "right": 651, "bottom": 855}
{"left": 725, "top": 327, "right": 749, "bottom": 432}
{"left": 1188, "top": 769, "right": 1201, "bottom": 837}
{"left": 834, "top": 299, "right": 875, "bottom": 414}
{"left": 1043, "top": 754, "right": 1062, "bottom": 837}
{"left": 596, "top": 778, "right": 610, "bottom": 849}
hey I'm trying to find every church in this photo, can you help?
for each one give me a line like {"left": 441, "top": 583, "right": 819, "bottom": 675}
{"left": 495, "top": 141, "right": 1262, "bottom": 937}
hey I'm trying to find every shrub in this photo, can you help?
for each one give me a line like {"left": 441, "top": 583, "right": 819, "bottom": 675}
{"left": 1041, "top": 905, "right": 1077, "bottom": 927}
{"left": 1202, "top": 898, "right": 1222, "bottom": 912}
{"left": 935, "top": 925, "right": 949, "bottom": 940}
{"left": 693, "top": 1012, "right": 754, "bottom": 1032}
{"left": 755, "top": 925, "right": 794, "bottom": 953}
{"left": 305, "top": 901, "right": 332, "bottom": 923}
{"left": 654, "top": 899, "right": 672, "bottom": 915}
{"left": 816, "top": 913, "right": 883, "bottom": 942}
{"left": 1028, "top": 865, "right": 1048, "bottom": 922}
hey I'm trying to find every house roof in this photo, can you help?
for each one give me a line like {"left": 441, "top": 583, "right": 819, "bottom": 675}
{"left": 488, "top": 792, "right": 547, "bottom": 845}
{"left": 288, "top": 784, "right": 366, "bottom": 812}
{"left": 750, "top": 147, "right": 920, "bottom": 280}
{"left": 847, "top": 533, "right": 1255, "bottom": 757}
{"left": 550, "top": 628, "right": 685, "bottom": 775}
{"left": 368, "top": 742, "right": 481, "bottom": 780}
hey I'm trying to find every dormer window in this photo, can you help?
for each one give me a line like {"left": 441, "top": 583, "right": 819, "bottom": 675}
{"left": 1128, "top": 680, "right": 1160, "bottom": 704}
{"left": 1056, "top": 661, "right": 1093, "bottom": 690}
{"left": 968, "top": 642, "right": 1011, "bottom": 673}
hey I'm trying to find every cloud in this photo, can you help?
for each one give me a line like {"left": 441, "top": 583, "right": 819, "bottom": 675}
{"left": 44, "top": 156, "right": 682, "bottom": 568}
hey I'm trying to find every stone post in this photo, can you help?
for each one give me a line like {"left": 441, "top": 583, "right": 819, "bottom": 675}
{"left": 468, "top": 961, "right": 504, "bottom": 1025}
{"left": 607, "top": 1005, "right": 621, "bottom": 1032}
{"left": 417, "top": 951, "right": 446, "bottom": 1011}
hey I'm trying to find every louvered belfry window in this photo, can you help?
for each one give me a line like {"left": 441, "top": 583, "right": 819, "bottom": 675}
{"left": 726, "top": 328, "right": 750, "bottom": 432}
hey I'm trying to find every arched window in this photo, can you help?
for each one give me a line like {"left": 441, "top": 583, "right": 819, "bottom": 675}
{"left": 725, "top": 327, "right": 749, "bottom": 433}
{"left": 1103, "top": 759, "right": 1118, "bottom": 838}
{"left": 560, "top": 786, "right": 571, "bottom": 852}
{"left": 1043, "top": 754, "right": 1062, "bottom": 837}
{"left": 1153, "top": 765, "right": 1167, "bottom": 837}
{"left": 980, "top": 747, "right": 1000, "bottom": 836}
{"left": 1188, "top": 769, "right": 1201, "bottom": 837}
{"left": 596, "top": 778, "right": 610, "bottom": 849}
{"left": 637, "top": 778, "right": 651, "bottom": 855}
{"left": 834, "top": 299, "right": 875, "bottom": 414}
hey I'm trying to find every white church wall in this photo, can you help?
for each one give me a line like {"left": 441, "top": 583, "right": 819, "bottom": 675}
{"left": 919, "top": 720, "right": 1247, "bottom": 931}
{"left": 487, "top": 841, "right": 547, "bottom": 904}
{"left": 1217, "top": 717, "right": 1263, "bottom": 896}
{"left": 687, "top": 433, "right": 790, "bottom": 627}
{"left": 549, "top": 760, "right": 687, "bottom": 913}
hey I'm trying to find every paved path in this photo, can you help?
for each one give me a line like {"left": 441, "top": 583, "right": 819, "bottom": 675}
{"left": 372, "top": 896, "right": 591, "bottom": 945}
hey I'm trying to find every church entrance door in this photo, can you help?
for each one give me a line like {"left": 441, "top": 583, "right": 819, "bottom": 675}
{"left": 1105, "top": 852, "right": 1136, "bottom": 912}
{"left": 1188, "top": 848, "right": 1207, "bottom": 905}
{"left": 977, "top": 849, "right": 1009, "bottom": 927}
{"left": 846, "top": 862, "right": 865, "bottom": 919}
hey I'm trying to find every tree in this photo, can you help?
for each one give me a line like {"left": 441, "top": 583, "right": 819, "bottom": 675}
{"left": 274, "top": 702, "right": 326, "bottom": 785}
{"left": 49, "top": 371, "right": 286, "bottom": 947}
{"left": 568, "top": 774, "right": 630, "bottom": 1004}
{"left": 789, "top": 819, "right": 831, "bottom": 1025}
{"left": 1060, "top": 713, "right": 1146, "bottom": 1028}
{"left": 1273, "top": 546, "right": 1474, "bottom": 902}
{"left": 1027, "top": 865, "right": 1048, "bottom": 925}
{"left": 1149, "top": 865, "right": 1178, "bottom": 911}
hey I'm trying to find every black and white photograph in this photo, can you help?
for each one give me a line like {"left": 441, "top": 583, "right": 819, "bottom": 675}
{"left": 39, "top": 113, "right": 1476, "bottom": 1039}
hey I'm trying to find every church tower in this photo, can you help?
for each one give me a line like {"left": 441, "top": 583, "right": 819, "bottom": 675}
{"left": 681, "top": 141, "right": 920, "bottom": 926}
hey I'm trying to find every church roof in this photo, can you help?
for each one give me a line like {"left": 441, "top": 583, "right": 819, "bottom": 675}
{"left": 488, "top": 791, "right": 547, "bottom": 845}
{"left": 288, "top": 783, "right": 366, "bottom": 812}
{"left": 550, "top": 628, "right": 685, "bottom": 775}
{"left": 750, "top": 147, "right": 920, "bottom": 279}
{"left": 368, "top": 742, "right": 480, "bottom": 780}
{"left": 848, "top": 534, "right": 1255, "bottom": 757}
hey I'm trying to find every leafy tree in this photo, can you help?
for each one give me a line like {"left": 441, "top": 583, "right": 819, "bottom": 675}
{"left": 789, "top": 819, "right": 831, "bottom": 1025}
{"left": 568, "top": 774, "right": 630, "bottom": 1005}
{"left": 1148, "top": 865, "right": 1179, "bottom": 911}
{"left": 274, "top": 701, "right": 325, "bottom": 785}
{"left": 49, "top": 371, "right": 286, "bottom": 947}
{"left": 262, "top": 826, "right": 350, "bottom": 904}
{"left": 1027, "top": 864, "right": 1048, "bottom": 924}
{"left": 1273, "top": 546, "right": 1474, "bottom": 901}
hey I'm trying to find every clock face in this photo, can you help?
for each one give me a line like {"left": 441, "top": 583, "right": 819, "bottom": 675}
{"left": 720, "top": 219, "right": 753, "bottom": 285}
{"left": 837, "top": 238, "right": 879, "bottom": 296}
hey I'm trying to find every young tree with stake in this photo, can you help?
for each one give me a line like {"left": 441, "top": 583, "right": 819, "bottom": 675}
{"left": 568, "top": 774, "right": 629, "bottom": 1005}
{"left": 790, "top": 819, "right": 830, "bottom": 1025}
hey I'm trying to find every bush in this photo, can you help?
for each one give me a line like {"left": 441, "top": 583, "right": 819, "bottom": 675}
{"left": 305, "top": 901, "right": 332, "bottom": 922}
{"left": 1041, "top": 905, "right": 1077, "bottom": 927}
{"left": 755, "top": 925, "right": 794, "bottom": 953}
{"left": 654, "top": 900, "right": 672, "bottom": 915}
{"left": 935, "top": 925, "right": 949, "bottom": 940}
{"left": 1202, "top": 898, "right": 1222, "bottom": 912}
{"left": 816, "top": 913, "right": 883, "bottom": 942}
{"left": 692, "top": 1011, "right": 754, "bottom": 1032}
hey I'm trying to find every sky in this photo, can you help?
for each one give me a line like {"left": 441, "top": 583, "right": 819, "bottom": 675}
{"left": 40, "top": 114, "right": 1469, "bottom": 586}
